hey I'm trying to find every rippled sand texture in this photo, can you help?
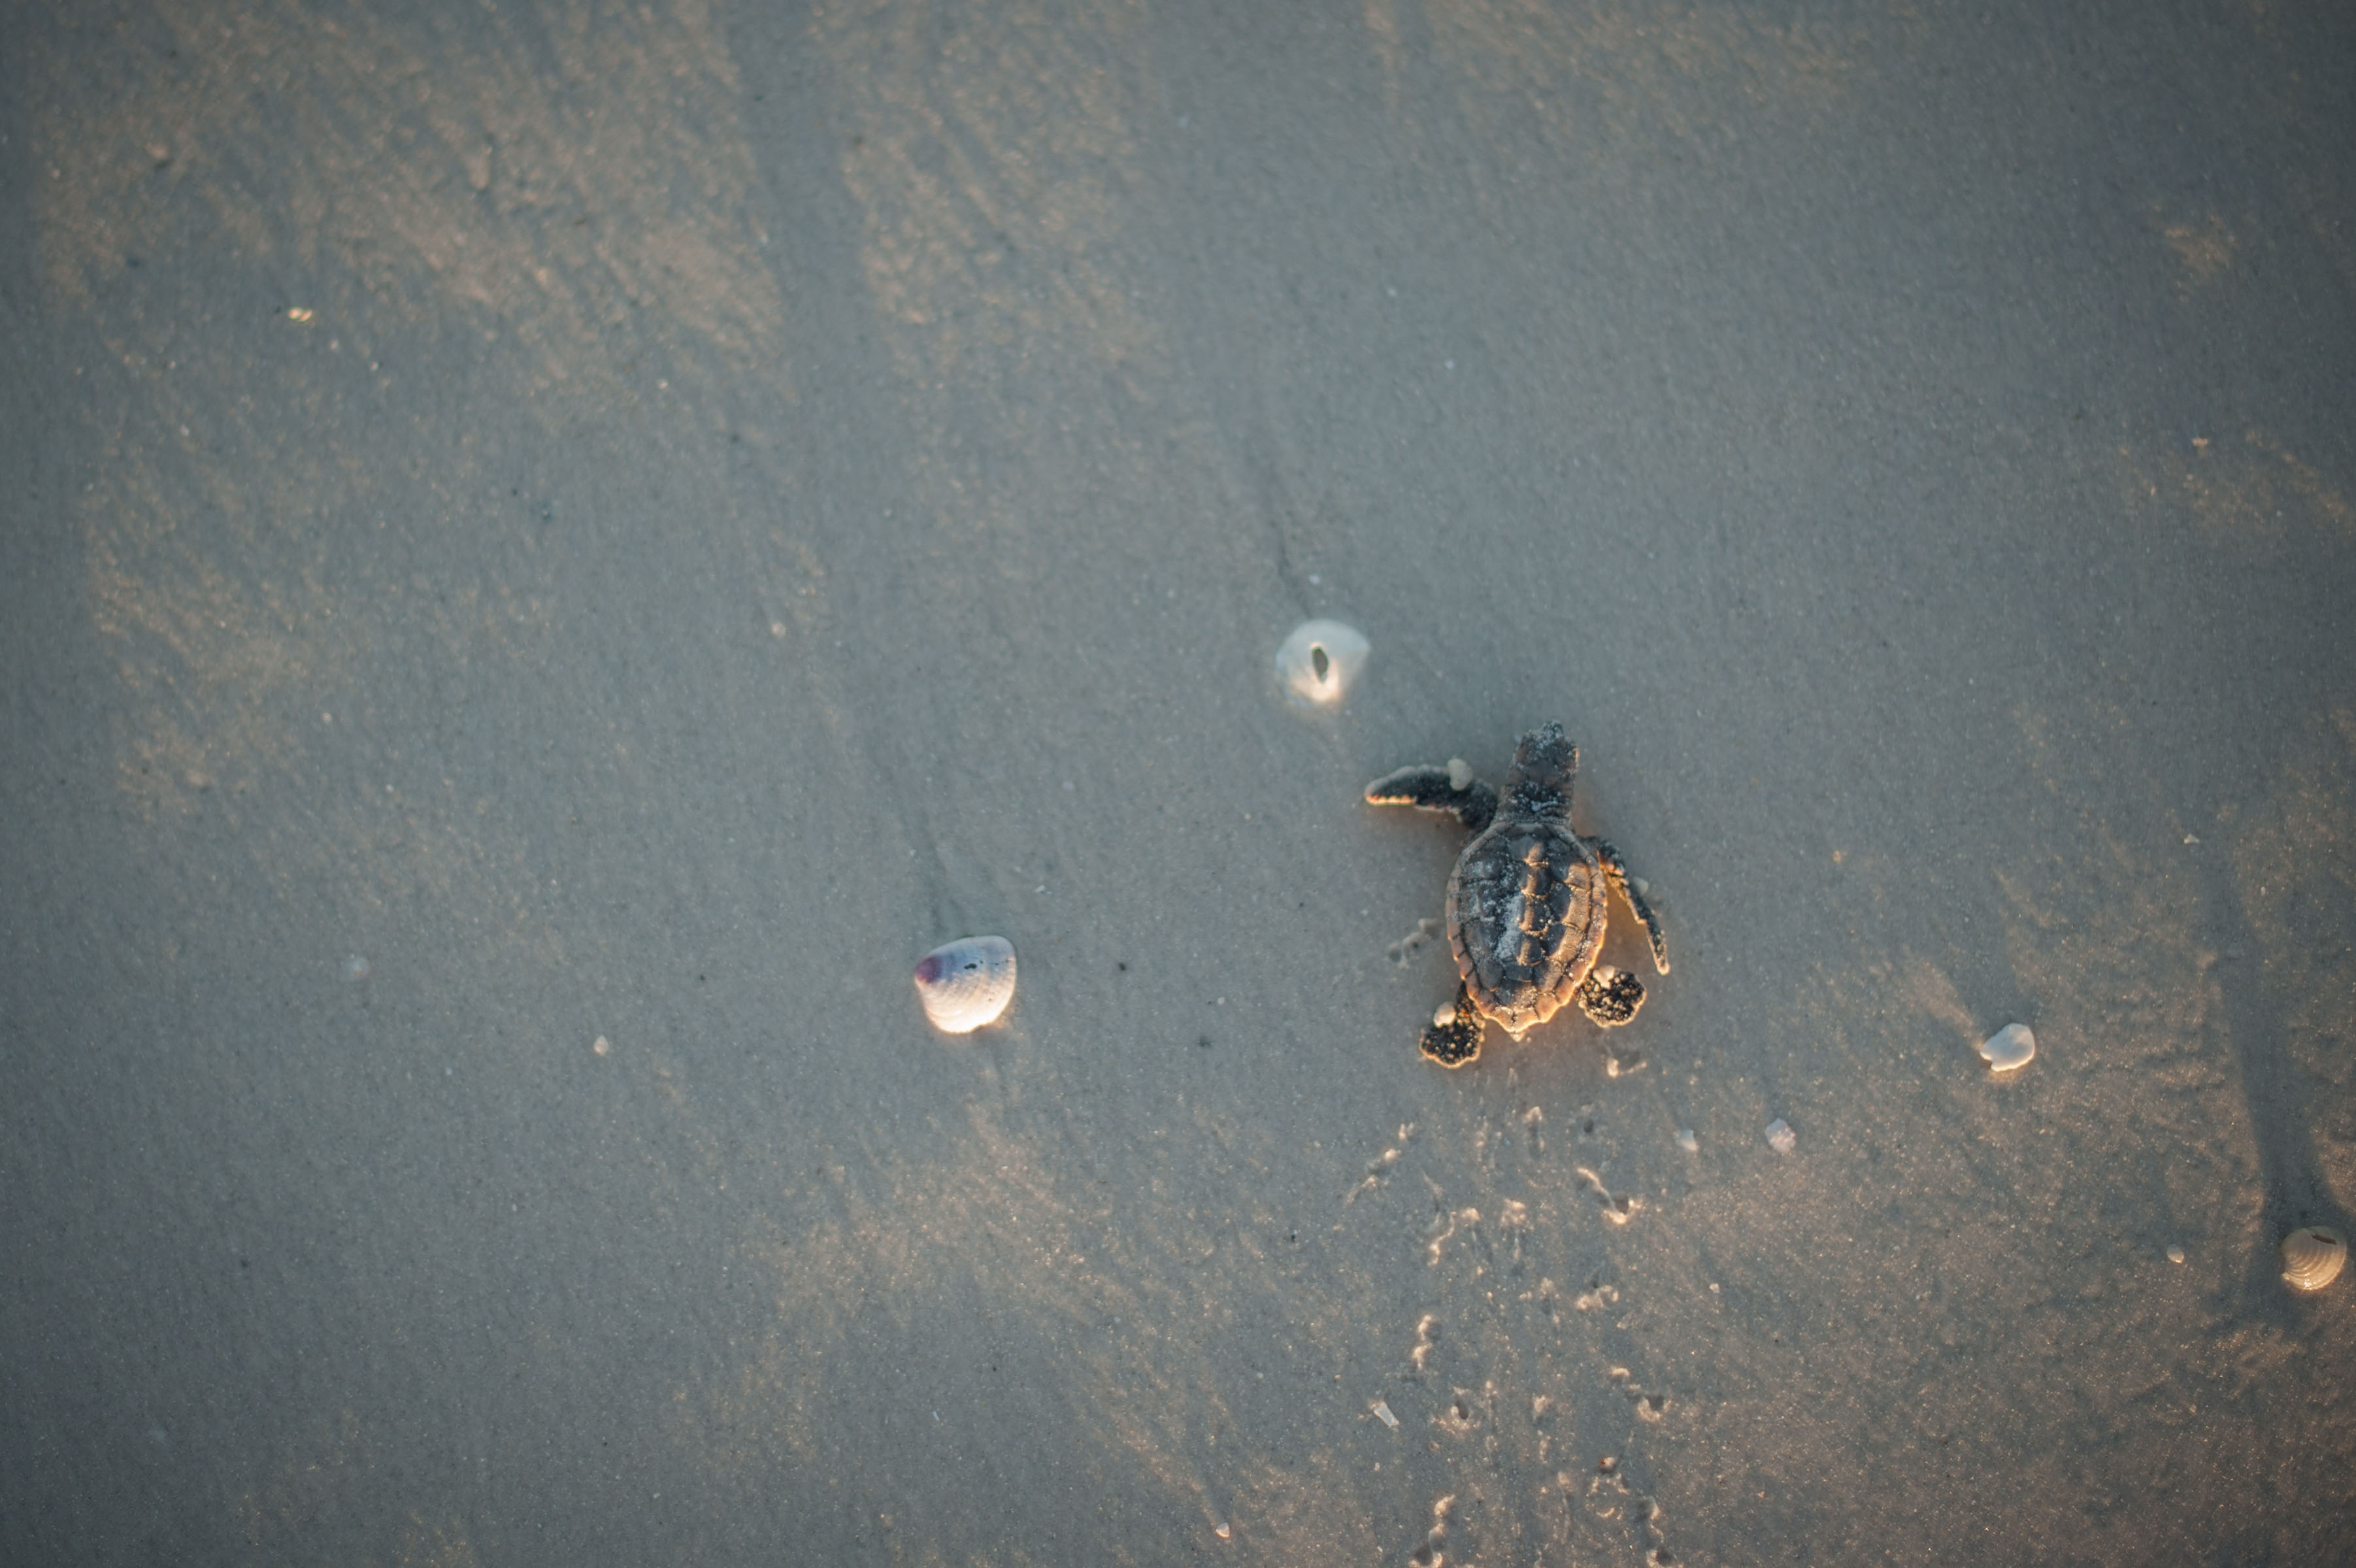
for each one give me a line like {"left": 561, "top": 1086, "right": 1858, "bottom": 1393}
{"left": 5, "top": 1, "right": 2352, "bottom": 1564}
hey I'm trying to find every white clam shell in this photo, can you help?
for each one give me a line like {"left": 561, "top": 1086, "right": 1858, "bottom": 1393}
{"left": 1275, "top": 619, "right": 1370, "bottom": 708}
{"left": 2280, "top": 1226, "right": 2347, "bottom": 1292}
{"left": 913, "top": 936, "right": 1017, "bottom": 1033}
{"left": 1978, "top": 1022, "right": 2036, "bottom": 1072}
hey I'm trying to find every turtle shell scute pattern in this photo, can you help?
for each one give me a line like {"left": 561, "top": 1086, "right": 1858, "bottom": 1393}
{"left": 1446, "top": 822, "right": 1605, "bottom": 1035}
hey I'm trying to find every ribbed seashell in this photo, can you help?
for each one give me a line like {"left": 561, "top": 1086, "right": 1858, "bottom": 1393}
{"left": 913, "top": 937, "right": 1017, "bottom": 1033}
{"left": 2279, "top": 1226, "right": 2347, "bottom": 1292}
{"left": 1274, "top": 620, "right": 1370, "bottom": 707}
{"left": 1978, "top": 1022, "right": 2036, "bottom": 1071}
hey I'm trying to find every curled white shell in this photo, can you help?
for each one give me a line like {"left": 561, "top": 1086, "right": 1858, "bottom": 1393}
{"left": 1275, "top": 620, "right": 1370, "bottom": 707}
{"left": 1978, "top": 1022, "right": 2036, "bottom": 1072}
{"left": 2280, "top": 1226, "right": 2346, "bottom": 1292}
{"left": 913, "top": 936, "right": 1017, "bottom": 1033}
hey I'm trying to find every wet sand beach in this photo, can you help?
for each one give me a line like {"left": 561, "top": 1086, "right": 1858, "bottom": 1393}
{"left": 4, "top": 2, "right": 2353, "bottom": 1561}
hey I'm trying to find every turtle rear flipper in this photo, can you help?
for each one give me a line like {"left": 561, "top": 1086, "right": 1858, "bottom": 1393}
{"left": 1574, "top": 965, "right": 1645, "bottom": 1027}
{"left": 1366, "top": 763, "right": 1499, "bottom": 833}
{"left": 1420, "top": 983, "right": 1485, "bottom": 1067}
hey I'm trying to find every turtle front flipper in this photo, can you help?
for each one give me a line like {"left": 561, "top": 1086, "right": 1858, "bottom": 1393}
{"left": 1366, "top": 761, "right": 1499, "bottom": 834}
{"left": 1574, "top": 965, "right": 1646, "bottom": 1027}
{"left": 1419, "top": 983, "right": 1485, "bottom": 1067}
{"left": 1587, "top": 837, "right": 1668, "bottom": 975}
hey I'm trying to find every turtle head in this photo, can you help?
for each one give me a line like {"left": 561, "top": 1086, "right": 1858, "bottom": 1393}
{"left": 1502, "top": 723, "right": 1578, "bottom": 816}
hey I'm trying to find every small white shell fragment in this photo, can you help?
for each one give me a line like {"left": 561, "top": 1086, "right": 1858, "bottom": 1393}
{"left": 1676, "top": 1128, "right": 1699, "bottom": 1153}
{"left": 342, "top": 955, "right": 370, "bottom": 982}
{"left": 914, "top": 936, "right": 1018, "bottom": 1033}
{"left": 1765, "top": 1118, "right": 1796, "bottom": 1155}
{"left": 1274, "top": 619, "right": 1370, "bottom": 707}
{"left": 2165, "top": 1245, "right": 2185, "bottom": 1264}
{"left": 1978, "top": 1022, "right": 2036, "bottom": 1071}
{"left": 1371, "top": 1399, "right": 1400, "bottom": 1429}
{"left": 1433, "top": 1000, "right": 1457, "bottom": 1027}
{"left": 1213, "top": 1522, "right": 1231, "bottom": 1540}
{"left": 1446, "top": 757, "right": 1473, "bottom": 791}
{"left": 2280, "top": 1226, "right": 2347, "bottom": 1292}
{"left": 593, "top": 1035, "right": 611, "bottom": 1057}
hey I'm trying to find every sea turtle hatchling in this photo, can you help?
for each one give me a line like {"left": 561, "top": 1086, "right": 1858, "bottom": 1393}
{"left": 1367, "top": 722, "right": 1668, "bottom": 1067}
